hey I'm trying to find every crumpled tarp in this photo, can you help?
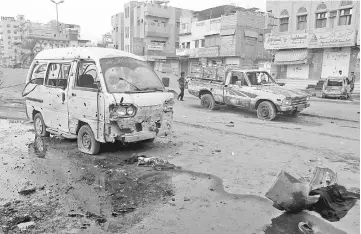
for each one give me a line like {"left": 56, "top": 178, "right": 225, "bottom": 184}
{"left": 265, "top": 167, "right": 360, "bottom": 222}
{"left": 308, "top": 184, "right": 360, "bottom": 222}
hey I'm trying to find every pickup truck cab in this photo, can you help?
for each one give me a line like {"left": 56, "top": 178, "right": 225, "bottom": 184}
{"left": 23, "top": 47, "right": 174, "bottom": 154}
{"left": 187, "top": 67, "right": 310, "bottom": 120}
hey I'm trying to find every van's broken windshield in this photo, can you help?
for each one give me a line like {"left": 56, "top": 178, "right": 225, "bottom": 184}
{"left": 100, "top": 57, "right": 164, "bottom": 93}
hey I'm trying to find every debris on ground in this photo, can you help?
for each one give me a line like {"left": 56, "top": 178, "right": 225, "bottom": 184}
{"left": 18, "top": 184, "right": 37, "bottom": 195}
{"left": 266, "top": 167, "right": 360, "bottom": 222}
{"left": 17, "top": 221, "right": 35, "bottom": 231}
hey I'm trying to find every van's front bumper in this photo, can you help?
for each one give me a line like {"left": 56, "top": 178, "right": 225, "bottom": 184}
{"left": 119, "top": 131, "right": 157, "bottom": 142}
{"left": 278, "top": 103, "right": 310, "bottom": 112}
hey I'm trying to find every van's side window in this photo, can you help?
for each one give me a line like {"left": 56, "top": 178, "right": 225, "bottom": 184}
{"left": 30, "top": 63, "right": 47, "bottom": 85}
{"left": 45, "top": 63, "right": 71, "bottom": 89}
{"left": 75, "top": 61, "right": 98, "bottom": 89}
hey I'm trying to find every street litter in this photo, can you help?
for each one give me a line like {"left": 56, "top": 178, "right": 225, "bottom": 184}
{"left": 124, "top": 153, "right": 177, "bottom": 171}
{"left": 17, "top": 221, "right": 35, "bottom": 231}
{"left": 266, "top": 167, "right": 359, "bottom": 222}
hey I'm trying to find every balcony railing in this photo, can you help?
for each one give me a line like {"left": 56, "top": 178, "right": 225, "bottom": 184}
{"left": 144, "top": 5, "right": 171, "bottom": 18}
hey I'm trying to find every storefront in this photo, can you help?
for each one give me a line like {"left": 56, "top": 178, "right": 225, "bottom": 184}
{"left": 308, "top": 29, "right": 356, "bottom": 79}
{"left": 264, "top": 33, "right": 309, "bottom": 80}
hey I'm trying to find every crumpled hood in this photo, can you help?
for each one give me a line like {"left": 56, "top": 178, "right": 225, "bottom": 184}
{"left": 256, "top": 85, "right": 308, "bottom": 98}
{"left": 111, "top": 92, "right": 174, "bottom": 107}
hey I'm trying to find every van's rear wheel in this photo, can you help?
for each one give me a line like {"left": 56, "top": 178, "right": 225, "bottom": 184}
{"left": 201, "top": 94, "right": 217, "bottom": 110}
{"left": 257, "top": 101, "right": 276, "bottom": 121}
{"left": 34, "top": 113, "right": 50, "bottom": 137}
{"left": 77, "top": 125, "right": 100, "bottom": 155}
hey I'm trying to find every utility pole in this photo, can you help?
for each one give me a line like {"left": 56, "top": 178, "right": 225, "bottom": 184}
{"left": 50, "top": 0, "right": 64, "bottom": 35}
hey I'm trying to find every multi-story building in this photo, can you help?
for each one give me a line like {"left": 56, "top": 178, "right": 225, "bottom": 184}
{"left": 102, "top": 32, "right": 113, "bottom": 48}
{"left": 0, "top": 15, "right": 26, "bottom": 66}
{"left": 176, "top": 5, "right": 271, "bottom": 76}
{"left": 265, "top": 0, "right": 360, "bottom": 81}
{"left": 122, "top": 0, "right": 192, "bottom": 75}
{"left": 111, "top": 12, "right": 124, "bottom": 50}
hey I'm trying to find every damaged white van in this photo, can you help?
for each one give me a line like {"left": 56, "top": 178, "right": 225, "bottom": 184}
{"left": 23, "top": 47, "right": 174, "bottom": 154}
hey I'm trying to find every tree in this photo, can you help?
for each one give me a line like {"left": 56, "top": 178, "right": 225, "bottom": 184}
{"left": 19, "top": 38, "right": 44, "bottom": 66}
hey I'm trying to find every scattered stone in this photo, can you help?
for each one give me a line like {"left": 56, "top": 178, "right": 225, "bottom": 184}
{"left": 184, "top": 197, "right": 190, "bottom": 201}
{"left": 68, "top": 213, "right": 84, "bottom": 218}
{"left": 17, "top": 221, "right": 35, "bottom": 231}
{"left": 215, "top": 149, "right": 221, "bottom": 152}
{"left": 171, "top": 198, "right": 175, "bottom": 201}
{"left": 18, "top": 185, "right": 36, "bottom": 195}
{"left": 210, "top": 188, "right": 215, "bottom": 191}
{"left": 38, "top": 185, "right": 45, "bottom": 190}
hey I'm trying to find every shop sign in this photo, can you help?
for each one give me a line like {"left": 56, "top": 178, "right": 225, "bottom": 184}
{"left": 264, "top": 33, "right": 308, "bottom": 50}
{"left": 176, "top": 48, "right": 190, "bottom": 56}
{"left": 309, "top": 30, "right": 356, "bottom": 48}
{"left": 144, "top": 55, "right": 166, "bottom": 61}
{"left": 147, "top": 43, "right": 163, "bottom": 51}
{"left": 190, "top": 47, "right": 219, "bottom": 58}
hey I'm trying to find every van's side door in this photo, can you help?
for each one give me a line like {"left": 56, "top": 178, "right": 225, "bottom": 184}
{"left": 67, "top": 60, "right": 104, "bottom": 141}
{"left": 43, "top": 62, "right": 72, "bottom": 132}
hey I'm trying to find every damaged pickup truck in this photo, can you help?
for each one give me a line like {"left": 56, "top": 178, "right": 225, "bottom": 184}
{"left": 187, "top": 67, "right": 310, "bottom": 120}
{"left": 23, "top": 47, "right": 174, "bottom": 154}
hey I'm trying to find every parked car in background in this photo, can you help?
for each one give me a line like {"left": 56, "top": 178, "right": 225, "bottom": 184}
{"left": 322, "top": 76, "right": 351, "bottom": 99}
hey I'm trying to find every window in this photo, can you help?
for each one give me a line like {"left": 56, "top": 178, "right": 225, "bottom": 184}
{"left": 176, "top": 22, "right": 180, "bottom": 27}
{"left": 13, "top": 31, "right": 17, "bottom": 34}
{"left": 75, "top": 61, "right": 98, "bottom": 89}
{"left": 125, "top": 45, "right": 129, "bottom": 52}
{"left": 137, "top": 19, "right": 140, "bottom": 26}
{"left": 316, "top": 12, "right": 327, "bottom": 28}
{"left": 30, "top": 63, "right": 48, "bottom": 85}
{"left": 181, "top": 23, "right": 186, "bottom": 29}
{"left": 329, "top": 11, "right": 337, "bottom": 28}
{"left": 279, "top": 17, "right": 289, "bottom": 32}
{"left": 175, "top": 42, "right": 179, "bottom": 48}
{"left": 7, "top": 30, "right": 11, "bottom": 34}
{"left": 7, "top": 24, "right": 10, "bottom": 28}
{"left": 186, "top": 42, "right": 190, "bottom": 48}
{"left": 125, "top": 27, "right": 129, "bottom": 38}
{"left": 339, "top": 8, "right": 352, "bottom": 25}
{"left": 230, "top": 72, "right": 248, "bottom": 86}
{"left": 125, "top": 7, "right": 129, "bottom": 18}
{"left": 195, "top": 40, "right": 199, "bottom": 48}
{"left": 201, "top": 39, "right": 205, "bottom": 47}
{"left": 45, "top": 63, "right": 71, "bottom": 89}
{"left": 8, "top": 36, "right": 11, "bottom": 39}
{"left": 116, "top": 27, "right": 118, "bottom": 32}
{"left": 297, "top": 15, "right": 307, "bottom": 30}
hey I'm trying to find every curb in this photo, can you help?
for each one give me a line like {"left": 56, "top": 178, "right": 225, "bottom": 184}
{"left": 300, "top": 113, "right": 359, "bottom": 123}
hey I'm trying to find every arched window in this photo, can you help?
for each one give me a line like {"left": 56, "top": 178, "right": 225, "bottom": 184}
{"left": 315, "top": 3, "right": 328, "bottom": 28}
{"left": 339, "top": 1, "right": 353, "bottom": 25}
{"left": 279, "top": 9, "right": 289, "bottom": 32}
{"left": 297, "top": 7, "right": 308, "bottom": 30}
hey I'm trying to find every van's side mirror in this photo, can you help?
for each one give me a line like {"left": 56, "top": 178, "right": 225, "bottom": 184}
{"left": 162, "top": 77, "right": 170, "bottom": 87}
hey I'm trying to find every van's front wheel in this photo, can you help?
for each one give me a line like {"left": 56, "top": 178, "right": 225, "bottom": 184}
{"left": 34, "top": 113, "right": 50, "bottom": 137}
{"left": 77, "top": 125, "right": 100, "bottom": 155}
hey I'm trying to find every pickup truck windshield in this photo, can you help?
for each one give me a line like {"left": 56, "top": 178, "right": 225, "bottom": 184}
{"left": 99, "top": 57, "right": 164, "bottom": 93}
{"left": 246, "top": 72, "right": 277, "bottom": 86}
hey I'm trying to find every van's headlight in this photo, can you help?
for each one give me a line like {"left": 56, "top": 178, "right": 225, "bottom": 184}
{"left": 306, "top": 96, "right": 310, "bottom": 101}
{"left": 163, "top": 99, "right": 174, "bottom": 112}
{"left": 282, "top": 98, "right": 292, "bottom": 106}
{"left": 110, "top": 105, "right": 137, "bottom": 118}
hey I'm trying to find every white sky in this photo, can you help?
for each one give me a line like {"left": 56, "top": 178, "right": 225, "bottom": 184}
{"left": 0, "top": 0, "right": 265, "bottom": 42}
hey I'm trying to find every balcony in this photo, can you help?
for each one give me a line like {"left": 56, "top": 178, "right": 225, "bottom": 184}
{"left": 144, "top": 5, "right": 171, "bottom": 19}
{"left": 145, "top": 24, "right": 169, "bottom": 38}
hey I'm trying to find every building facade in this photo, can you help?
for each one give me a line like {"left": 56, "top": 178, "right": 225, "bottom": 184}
{"left": 122, "top": 0, "right": 192, "bottom": 75}
{"left": 265, "top": 0, "right": 360, "bottom": 81}
{"left": 176, "top": 6, "right": 271, "bottom": 77}
{"left": 111, "top": 12, "right": 125, "bottom": 50}
{"left": 0, "top": 15, "right": 25, "bottom": 66}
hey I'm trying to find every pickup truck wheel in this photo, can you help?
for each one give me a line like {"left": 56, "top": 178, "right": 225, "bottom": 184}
{"left": 201, "top": 94, "right": 217, "bottom": 110}
{"left": 257, "top": 101, "right": 276, "bottom": 121}
{"left": 77, "top": 125, "right": 100, "bottom": 155}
